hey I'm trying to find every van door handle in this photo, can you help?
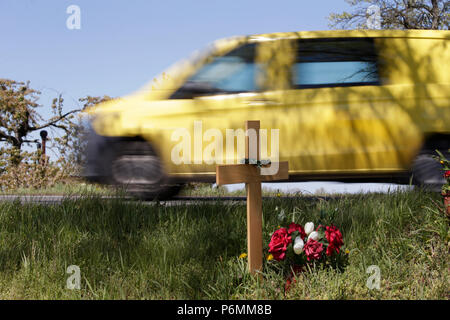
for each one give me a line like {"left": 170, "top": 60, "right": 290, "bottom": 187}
{"left": 245, "top": 99, "right": 280, "bottom": 106}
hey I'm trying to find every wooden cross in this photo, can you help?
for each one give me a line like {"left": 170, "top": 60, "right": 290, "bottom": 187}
{"left": 216, "top": 120, "right": 289, "bottom": 275}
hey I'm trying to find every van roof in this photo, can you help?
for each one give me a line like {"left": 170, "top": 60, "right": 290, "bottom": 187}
{"left": 247, "top": 29, "right": 450, "bottom": 41}
{"left": 120, "top": 29, "right": 449, "bottom": 102}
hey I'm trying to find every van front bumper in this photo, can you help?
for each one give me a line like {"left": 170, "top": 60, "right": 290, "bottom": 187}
{"left": 82, "top": 125, "right": 114, "bottom": 183}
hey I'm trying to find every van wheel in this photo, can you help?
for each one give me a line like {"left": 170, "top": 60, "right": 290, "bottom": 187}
{"left": 107, "top": 140, "right": 182, "bottom": 200}
{"left": 412, "top": 148, "right": 448, "bottom": 192}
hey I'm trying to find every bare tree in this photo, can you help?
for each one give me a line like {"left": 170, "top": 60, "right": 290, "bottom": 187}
{"left": 328, "top": 0, "right": 449, "bottom": 30}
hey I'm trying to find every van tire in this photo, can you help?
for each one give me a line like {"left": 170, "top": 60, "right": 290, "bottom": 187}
{"left": 106, "top": 140, "right": 182, "bottom": 200}
{"left": 411, "top": 145, "right": 449, "bottom": 192}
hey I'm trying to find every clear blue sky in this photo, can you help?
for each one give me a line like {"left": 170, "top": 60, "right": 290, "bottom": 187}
{"left": 1, "top": 0, "right": 406, "bottom": 193}
{"left": 1, "top": 0, "right": 351, "bottom": 109}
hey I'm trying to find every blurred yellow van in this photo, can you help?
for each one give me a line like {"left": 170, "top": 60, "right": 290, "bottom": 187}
{"left": 84, "top": 29, "right": 450, "bottom": 199}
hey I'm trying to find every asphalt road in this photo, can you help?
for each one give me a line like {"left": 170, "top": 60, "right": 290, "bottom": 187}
{"left": 0, "top": 194, "right": 334, "bottom": 206}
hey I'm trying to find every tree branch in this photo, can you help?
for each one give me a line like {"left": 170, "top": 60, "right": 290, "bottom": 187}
{"left": 0, "top": 130, "right": 19, "bottom": 146}
{"left": 22, "top": 139, "right": 41, "bottom": 144}
{"left": 28, "top": 109, "right": 81, "bottom": 132}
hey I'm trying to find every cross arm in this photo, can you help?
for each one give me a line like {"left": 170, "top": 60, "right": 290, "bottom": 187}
{"left": 216, "top": 161, "right": 289, "bottom": 185}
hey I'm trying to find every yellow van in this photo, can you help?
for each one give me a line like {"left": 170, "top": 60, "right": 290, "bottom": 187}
{"left": 84, "top": 29, "right": 450, "bottom": 199}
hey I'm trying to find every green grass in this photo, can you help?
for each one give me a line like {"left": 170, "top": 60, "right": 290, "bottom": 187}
{"left": 1, "top": 179, "right": 358, "bottom": 198}
{"left": 180, "top": 183, "right": 291, "bottom": 197}
{"left": 0, "top": 190, "right": 448, "bottom": 299}
{"left": 1, "top": 180, "right": 297, "bottom": 197}
{"left": 0, "top": 181, "right": 114, "bottom": 196}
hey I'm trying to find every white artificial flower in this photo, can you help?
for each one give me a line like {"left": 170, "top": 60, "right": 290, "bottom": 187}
{"left": 308, "top": 231, "right": 319, "bottom": 241}
{"left": 293, "top": 237, "right": 304, "bottom": 254}
{"left": 294, "top": 236, "right": 302, "bottom": 244}
{"left": 304, "top": 222, "right": 314, "bottom": 235}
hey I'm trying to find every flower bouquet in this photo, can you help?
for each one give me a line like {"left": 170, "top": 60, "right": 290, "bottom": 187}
{"left": 266, "top": 220, "right": 348, "bottom": 291}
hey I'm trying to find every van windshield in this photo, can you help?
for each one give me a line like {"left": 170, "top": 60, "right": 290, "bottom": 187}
{"left": 170, "top": 42, "right": 258, "bottom": 99}
{"left": 142, "top": 37, "right": 246, "bottom": 100}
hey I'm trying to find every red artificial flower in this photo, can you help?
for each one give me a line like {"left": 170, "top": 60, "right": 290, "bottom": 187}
{"left": 287, "top": 222, "right": 307, "bottom": 239}
{"left": 326, "top": 243, "right": 336, "bottom": 256}
{"left": 444, "top": 170, "right": 450, "bottom": 178}
{"left": 268, "top": 228, "right": 292, "bottom": 261}
{"left": 285, "top": 277, "right": 295, "bottom": 293}
{"left": 284, "top": 265, "right": 304, "bottom": 292}
{"left": 303, "top": 239, "right": 323, "bottom": 261}
{"left": 325, "top": 225, "right": 344, "bottom": 255}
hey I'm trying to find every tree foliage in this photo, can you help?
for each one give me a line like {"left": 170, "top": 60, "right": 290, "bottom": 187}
{"left": 329, "top": 0, "right": 449, "bottom": 30}
{"left": 0, "top": 79, "right": 82, "bottom": 159}
{"left": 0, "top": 78, "right": 111, "bottom": 190}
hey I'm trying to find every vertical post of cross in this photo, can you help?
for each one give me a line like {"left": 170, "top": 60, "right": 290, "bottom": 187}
{"left": 215, "top": 120, "right": 289, "bottom": 275}
{"left": 245, "top": 121, "right": 263, "bottom": 275}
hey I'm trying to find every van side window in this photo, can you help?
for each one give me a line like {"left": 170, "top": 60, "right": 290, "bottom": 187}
{"left": 170, "top": 43, "right": 258, "bottom": 99}
{"left": 293, "top": 38, "right": 380, "bottom": 88}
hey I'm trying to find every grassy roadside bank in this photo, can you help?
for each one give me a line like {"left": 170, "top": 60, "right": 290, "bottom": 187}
{"left": 0, "top": 190, "right": 448, "bottom": 299}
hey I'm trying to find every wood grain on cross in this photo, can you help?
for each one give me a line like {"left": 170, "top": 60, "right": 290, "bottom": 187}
{"left": 216, "top": 120, "right": 289, "bottom": 274}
